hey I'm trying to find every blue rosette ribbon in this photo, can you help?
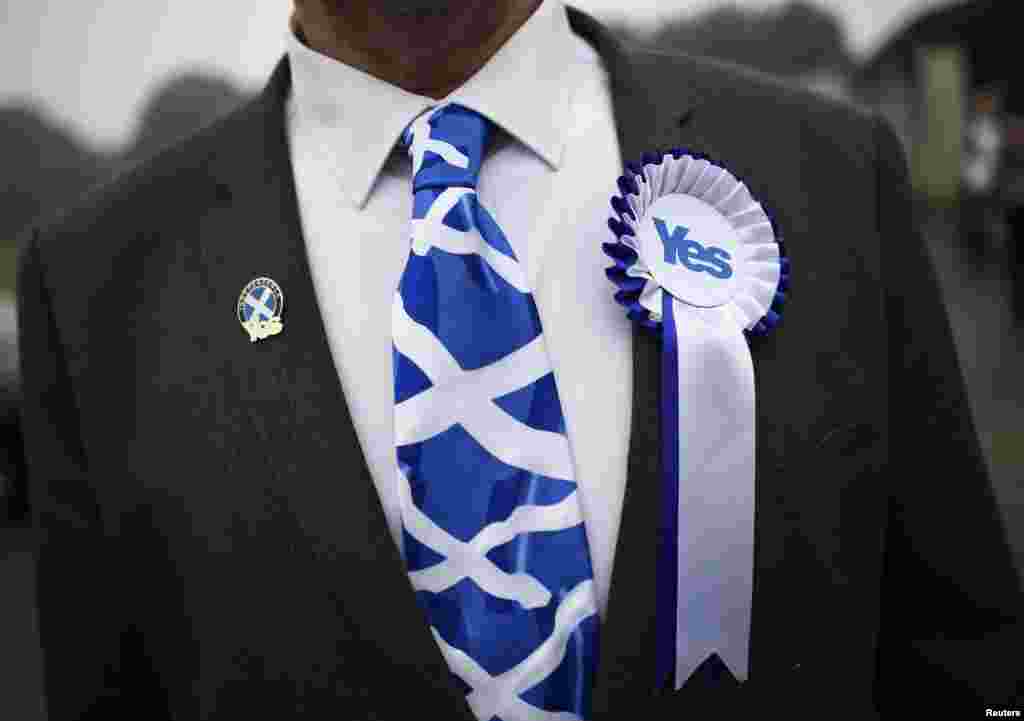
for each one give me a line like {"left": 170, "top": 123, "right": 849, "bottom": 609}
{"left": 604, "top": 148, "right": 789, "bottom": 690}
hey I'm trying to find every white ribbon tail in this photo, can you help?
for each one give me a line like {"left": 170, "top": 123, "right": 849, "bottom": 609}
{"left": 672, "top": 300, "right": 755, "bottom": 687}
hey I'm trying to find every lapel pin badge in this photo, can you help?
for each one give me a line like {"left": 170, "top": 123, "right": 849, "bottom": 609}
{"left": 237, "top": 277, "right": 285, "bottom": 343}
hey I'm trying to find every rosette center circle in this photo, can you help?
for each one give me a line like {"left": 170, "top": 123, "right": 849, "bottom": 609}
{"left": 637, "top": 193, "right": 742, "bottom": 308}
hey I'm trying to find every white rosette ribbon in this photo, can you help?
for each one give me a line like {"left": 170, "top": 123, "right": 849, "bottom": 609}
{"left": 604, "top": 149, "right": 789, "bottom": 690}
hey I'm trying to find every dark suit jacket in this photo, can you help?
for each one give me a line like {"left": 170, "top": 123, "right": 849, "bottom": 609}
{"left": 0, "top": 376, "right": 27, "bottom": 525}
{"left": 15, "top": 7, "right": 1023, "bottom": 719}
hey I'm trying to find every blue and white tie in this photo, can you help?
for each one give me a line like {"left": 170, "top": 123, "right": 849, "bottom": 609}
{"left": 393, "top": 103, "right": 600, "bottom": 721}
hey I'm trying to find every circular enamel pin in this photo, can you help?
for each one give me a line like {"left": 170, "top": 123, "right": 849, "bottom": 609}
{"left": 237, "top": 277, "right": 285, "bottom": 343}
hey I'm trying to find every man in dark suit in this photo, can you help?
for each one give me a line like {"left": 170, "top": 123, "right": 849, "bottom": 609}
{"left": 16, "top": 1, "right": 1022, "bottom": 719}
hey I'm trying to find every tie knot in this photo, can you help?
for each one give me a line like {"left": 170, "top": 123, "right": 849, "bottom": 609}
{"left": 400, "top": 103, "right": 492, "bottom": 192}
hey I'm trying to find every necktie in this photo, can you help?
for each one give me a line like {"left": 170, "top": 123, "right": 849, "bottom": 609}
{"left": 393, "top": 103, "right": 600, "bottom": 721}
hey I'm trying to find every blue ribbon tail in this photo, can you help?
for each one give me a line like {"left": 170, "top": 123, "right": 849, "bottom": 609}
{"left": 656, "top": 292, "right": 680, "bottom": 691}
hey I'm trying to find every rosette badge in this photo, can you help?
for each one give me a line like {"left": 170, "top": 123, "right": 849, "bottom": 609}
{"left": 605, "top": 149, "right": 788, "bottom": 332}
{"left": 604, "top": 149, "right": 789, "bottom": 691}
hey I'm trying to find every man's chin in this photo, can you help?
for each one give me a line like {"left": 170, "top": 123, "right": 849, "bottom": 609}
{"left": 371, "top": 1, "right": 457, "bottom": 18}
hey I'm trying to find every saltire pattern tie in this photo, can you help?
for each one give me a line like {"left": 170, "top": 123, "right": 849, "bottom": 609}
{"left": 393, "top": 103, "right": 600, "bottom": 721}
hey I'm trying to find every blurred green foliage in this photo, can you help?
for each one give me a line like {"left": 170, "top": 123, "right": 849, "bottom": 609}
{"left": 0, "top": 241, "right": 16, "bottom": 296}
{"left": 915, "top": 46, "right": 965, "bottom": 204}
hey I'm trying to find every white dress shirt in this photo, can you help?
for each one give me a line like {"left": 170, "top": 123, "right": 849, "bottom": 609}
{"left": 285, "top": 0, "right": 632, "bottom": 617}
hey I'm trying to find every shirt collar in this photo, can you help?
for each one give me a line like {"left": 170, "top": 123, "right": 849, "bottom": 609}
{"left": 286, "top": 0, "right": 574, "bottom": 209}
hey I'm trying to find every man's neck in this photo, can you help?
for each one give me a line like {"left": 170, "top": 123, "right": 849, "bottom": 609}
{"left": 292, "top": 1, "right": 544, "bottom": 100}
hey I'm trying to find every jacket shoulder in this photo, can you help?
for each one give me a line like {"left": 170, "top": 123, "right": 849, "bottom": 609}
{"left": 16, "top": 94, "right": 267, "bottom": 375}
{"left": 625, "top": 42, "right": 878, "bottom": 147}
{"left": 24, "top": 94, "right": 260, "bottom": 274}
{"left": 630, "top": 42, "right": 872, "bottom": 122}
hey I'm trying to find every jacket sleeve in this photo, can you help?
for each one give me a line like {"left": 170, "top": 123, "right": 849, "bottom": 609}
{"left": 16, "top": 225, "right": 170, "bottom": 719}
{"left": 873, "top": 115, "right": 1024, "bottom": 712}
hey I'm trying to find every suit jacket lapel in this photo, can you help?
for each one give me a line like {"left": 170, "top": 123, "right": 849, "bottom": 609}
{"left": 198, "top": 58, "right": 477, "bottom": 720}
{"left": 565, "top": 6, "right": 699, "bottom": 714}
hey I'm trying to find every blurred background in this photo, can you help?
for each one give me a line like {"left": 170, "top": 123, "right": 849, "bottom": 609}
{"left": 1, "top": 0, "right": 1021, "bottom": 717}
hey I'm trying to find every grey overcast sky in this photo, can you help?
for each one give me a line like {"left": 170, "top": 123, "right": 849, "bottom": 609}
{"left": 3, "top": 0, "right": 955, "bottom": 149}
